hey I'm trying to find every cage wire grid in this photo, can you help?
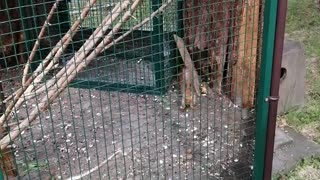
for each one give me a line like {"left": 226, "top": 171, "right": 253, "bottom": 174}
{"left": 0, "top": 0, "right": 266, "bottom": 179}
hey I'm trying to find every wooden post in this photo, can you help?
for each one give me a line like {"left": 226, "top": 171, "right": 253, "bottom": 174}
{"left": 182, "top": 0, "right": 261, "bottom": 111}
{"left": 184, "top": 0, "right": 233, "bottom": 94}
{"left": 231, "top": 0, "right": 261, "bottom": 109}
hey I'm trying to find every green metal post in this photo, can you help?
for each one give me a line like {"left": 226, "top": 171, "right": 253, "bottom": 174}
{"left": 151, "top": 0, "right": 165, "bottom": 94}
{"left": 0, "top": 170, "right": 4, "bottom": 180}
{"left": 176, "top": 0, "right": 184, "bottom": 38}
{"left": 253, "top": 0, "right": 278, "bottom": 179}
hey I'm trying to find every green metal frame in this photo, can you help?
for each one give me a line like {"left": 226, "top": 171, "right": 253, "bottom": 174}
{"left": 19, "top": 0, "right": 176, "bottom": 95}
{"left": 0, "top": 168, "right": 3, "bottom": 180}
{"left": 71, "top": 0, "right": 173, "bottom": 95}
{"left": 253, "top": 0, "right": 278, "bottom": 179}
{"left": 151, "top": 0, "right": 165, "bottom": 93}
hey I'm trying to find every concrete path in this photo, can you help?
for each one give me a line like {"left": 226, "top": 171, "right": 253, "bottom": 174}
{"left": 272, "top": 127, "right": 320, "bottom": 175}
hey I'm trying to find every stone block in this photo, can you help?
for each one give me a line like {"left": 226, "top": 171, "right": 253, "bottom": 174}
{"left": 274, "top": 128, "right": 293, "bottom": 150}
{"left": 277, "top": 39, "right": 306, "bottom": 115}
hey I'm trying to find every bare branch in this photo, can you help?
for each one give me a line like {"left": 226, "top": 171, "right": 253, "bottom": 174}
{"left": 22, "top": 0, "right": 60, "bottom": 86}
{"left": 0, "top": 0, "right": 173, "bottom": 149}
{"left": 174, "top": 34, "right": 201, "bottom": 97}
{"left": 0, "top": 0, "right": 98, "bottom": 126}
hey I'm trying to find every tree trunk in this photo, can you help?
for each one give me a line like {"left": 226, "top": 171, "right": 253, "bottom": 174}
{"left": 230, "top": 0, "right": 260, "bottom": 108}
{"left": 184, "top": 0, "right": 234, "bottom": 94}
{"left": 183, "top": 0, "right": 261, "bottom": 108}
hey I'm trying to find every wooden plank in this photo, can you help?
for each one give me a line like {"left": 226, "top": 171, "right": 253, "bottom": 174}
{"left": 231, "top": 0, "right": 260, "bottom": 108}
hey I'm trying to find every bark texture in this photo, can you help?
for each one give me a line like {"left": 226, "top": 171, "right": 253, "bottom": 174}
{"left": 230, "top": 0, "right": 260, "bottom": 108}
{"left": 183, "top": 0, "right": 261, "bottom": 108}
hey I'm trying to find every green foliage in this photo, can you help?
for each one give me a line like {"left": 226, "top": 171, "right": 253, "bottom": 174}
{"left": 286, "top": 0, "right": 320, "bottom": 56}
{"left": 285, "top": 98, "right": 320, "bottom": 129}
{"left": 287, "top": 0, "right": 320, "bottom": 32}
{"left": 275, "top": 157, "right": 320, "bottom": 180}
{"left": 281, "top": 0, "right": 320, "bottom": 177}
{"left": 284, "top": 0, "right": 320, "bottom": 140}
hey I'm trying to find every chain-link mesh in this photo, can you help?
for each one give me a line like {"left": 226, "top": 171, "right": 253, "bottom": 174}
{"left": 0, "top": 0, "right": 266, "bottom": 179}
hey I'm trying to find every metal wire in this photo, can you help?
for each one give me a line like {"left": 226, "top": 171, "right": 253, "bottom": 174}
{"left": 0, "top": 0, "right": 268, "bottom": 179}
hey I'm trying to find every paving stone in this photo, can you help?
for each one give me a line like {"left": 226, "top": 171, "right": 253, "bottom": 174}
{"left": 272, "top": 127, "right": 320, "bottom": 175}
{"left": 274, "top": 128, "right": 294, "bottom": 150}
{"left": 278, "top": 39, "right": 306, "bottom": 115}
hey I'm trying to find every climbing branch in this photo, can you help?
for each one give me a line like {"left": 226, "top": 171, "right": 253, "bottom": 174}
{"left": 0, "top": 0, "right": 173, "bottom": 150}
{"left": 173, "top": 34, "right": 201, "bottom": 109}
{"left": 22, "top": 0, "right": 61, "bottom": 86}
{"left": 0, "top": 0, "right": 98, "bottom": 126}
{"left": 19, "top": 0, "right": 172, "bottom": 101}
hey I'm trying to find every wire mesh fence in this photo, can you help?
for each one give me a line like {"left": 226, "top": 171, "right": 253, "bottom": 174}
{"left": 0, "top": 0, "right": 269, "bottom": 179}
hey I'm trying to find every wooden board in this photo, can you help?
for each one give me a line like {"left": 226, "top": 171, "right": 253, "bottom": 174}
{"left": 231, "top": 0, "right": 261, "bottom": 108}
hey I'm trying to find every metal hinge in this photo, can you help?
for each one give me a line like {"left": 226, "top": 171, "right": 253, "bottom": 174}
{"left": 265, "top": 96, "right": 279, "bottom": 102}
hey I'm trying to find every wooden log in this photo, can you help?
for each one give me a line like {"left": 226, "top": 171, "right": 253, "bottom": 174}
{"left": 231, "top": 0, "right": 260, "bottom": 108}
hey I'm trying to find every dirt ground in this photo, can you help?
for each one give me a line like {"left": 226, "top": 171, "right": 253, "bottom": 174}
{"left": 0, "top": 66, "right": 255, "bottom": 180}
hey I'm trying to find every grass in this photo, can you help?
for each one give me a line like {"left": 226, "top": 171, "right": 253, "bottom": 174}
{"left": 282, "top": 0, "right": 320, "bottom": 143}
{"left": 276, "top": 0, "right": 320, "bottom": 179}
{"left": 274, "top": 157, "right": 320, "bottom": 180}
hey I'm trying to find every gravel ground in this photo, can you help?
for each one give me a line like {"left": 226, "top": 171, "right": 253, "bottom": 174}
{"left": 1, "top": 66, "right": 255, "bottom": 180}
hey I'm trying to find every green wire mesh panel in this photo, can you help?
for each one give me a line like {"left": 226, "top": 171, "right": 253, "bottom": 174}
{"left": 19, "top": 0, "right": 179, "bottom": 95}
{"left": 0, "top": 0, "right": 273, "bottom": 179}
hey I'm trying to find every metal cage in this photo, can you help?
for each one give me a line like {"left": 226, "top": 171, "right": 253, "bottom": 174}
{"left": 20, "top": 0, "right": 181, "bottom": 95}
{"left": 0, "top": 0, "right": 285, "bottom": 179}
